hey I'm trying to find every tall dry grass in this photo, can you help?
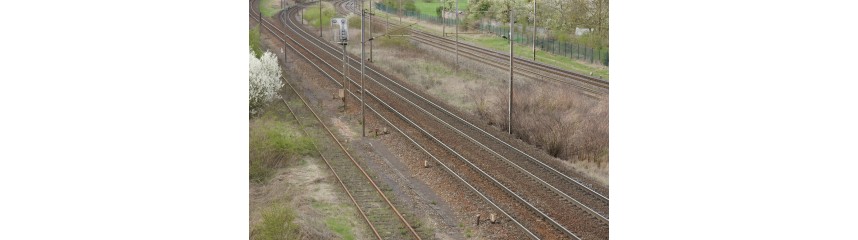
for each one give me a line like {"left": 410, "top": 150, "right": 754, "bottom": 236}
{"left": 475, "top": 83, "right": 608, "bottom": 167}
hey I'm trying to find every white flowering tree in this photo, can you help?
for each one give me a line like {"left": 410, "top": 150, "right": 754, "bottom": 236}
{"left": 249, "top": 50, "right": 283, "bottom": 116}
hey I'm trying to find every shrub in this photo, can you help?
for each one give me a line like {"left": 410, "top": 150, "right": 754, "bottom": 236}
{"left": 475, "top": 83, "right": 608, "bottom": 165}
{"left": 250, "top": 50, "right": 283, "bottom": 116}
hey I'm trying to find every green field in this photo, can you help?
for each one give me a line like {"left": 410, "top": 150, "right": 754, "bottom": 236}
{"left": 412, "top": 0, "right": 469, "bottom": 16}
{"left": 258, "top": 0, "right": 280, "bottom": 17}
{"left": 303, "top": 3, "right": 336, "bottom": 28}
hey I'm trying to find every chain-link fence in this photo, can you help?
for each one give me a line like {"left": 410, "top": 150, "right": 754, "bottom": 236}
{"left": 374, "top": 3, "right": 608, "bottom": 66}
{"left": 477, "top": 23, "right": 608, "bottom": 66}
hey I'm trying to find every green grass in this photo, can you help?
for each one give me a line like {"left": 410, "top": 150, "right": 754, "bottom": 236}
{"left": 412, "top": 0, "right": 468, "bottom": 16}
{"left": 311, "top": 202, "right": 358, "bottom": 240}
{"left": 373, "top": 2, "right": 609, "bottom": 79}
{"left": 250, "top": 27, "right": 262, "bottom": 58}
{"left": 325, "top": 217, "right": 356, "bottom": 240}
{"left": 302, "top": 3, "right": 336, "bottom": 28}
{"left": 250, "top": 111, "right": 315, "bottom": 183}
{"left": 258, "top": 0, "right": 281, "bottom": 17}
{"left": 454, "top": 33, "right": 609, "bottom": 79}
{"left": 253, "top": 204, "right": 300, "bottom": 240}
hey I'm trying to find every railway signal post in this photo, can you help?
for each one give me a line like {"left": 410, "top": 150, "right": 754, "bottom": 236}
{"left": 333, "top": 18, "right": 350, "bottom": 108}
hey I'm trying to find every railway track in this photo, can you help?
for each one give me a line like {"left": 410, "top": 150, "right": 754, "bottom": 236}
{"left": 252, "top": 2, "right": 423, "bottom": 240}
{"left": 330, "top": 0, "right": 610, "bottom": 220}
{"left": 334, "top": 0, "right": 608, "bottom": 96}
{"left": 252, "top": 1, "right": 609, "bottom": 238}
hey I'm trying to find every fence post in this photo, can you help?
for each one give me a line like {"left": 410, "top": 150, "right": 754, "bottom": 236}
{"left": 564, "top": 42, "right": 568, "bottom": 59}
{"left": 604, "top": 51, "right": 609, "bottom": 66}
{"left": 590, "top": 48, "right": 593, "bottom": 64}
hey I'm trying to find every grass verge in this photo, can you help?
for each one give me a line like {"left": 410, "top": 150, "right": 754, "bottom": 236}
{"left": 372, "top": 5, "right": 609, "bottom": 79}
{"left": 413, "top": 0, "right": 469, "bottom": 16}
{"left": 303, "top": 2, "right": 337, "bottom": 28}
{"left": 250, "top": 26, "right": 262, "bottom": 58}
{"left": 258, "top": 0, "right": 281, "bottom": 18}
{"left": 250, "top": 110, "right": 314, "bottom": 183}
{"left": 252, "top": 203, "right": 300, "bottom": 240}
{"left": 463, "top": 35, "right": 609, "bottom": 79}
{"left": 311, "top": 201, "right": 358, "bottom": 240}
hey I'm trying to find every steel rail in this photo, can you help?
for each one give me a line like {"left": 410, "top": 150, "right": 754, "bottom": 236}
{"left": 299, "top": 2, "right": 610, "bottom": 204}
{"left": 251, "top": 3, "right": 422, "bottom": 240}
{"left": 277, "top": 6, "right": 585, "bottom": 238}
{"left": 407, "top": 27, "right": 608, "bottom": 89}
{"left": 332, "top": 0, "right": 609, "bottom": 202}
{"left": 336, "top": 0, "right": 608, "bottom": 92}
{"left": 267, "top": 4, "right": 576, "bottom": 238}
{"left": 253, "top": 7, "right": 542, "bottom": 238}
{"left": 301, "top": 1, "right": 608, "bottom": 222}
{"left": 407, "top": 32, "right": 604, "bottom": 94}
{"left": 277, "top": 81, "right": 383, "bottom": 240}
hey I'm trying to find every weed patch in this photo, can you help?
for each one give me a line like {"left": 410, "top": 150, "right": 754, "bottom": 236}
{"left": 476, "top": 84, "right": 608, "bottom": 167}
{"left": 252, "top": 203, "right": 300, "bottom": 240}
{"left": 311, "top": 201, "right": 361, "bottom": 240}
{"left": 302, "top": 3, "right": 336, "bottom": 28}
{"left": 250, "top": 110, "right": 315, "bottom": 183}
{"left": 258, "top": 0, "right": 281, "bottom": 18}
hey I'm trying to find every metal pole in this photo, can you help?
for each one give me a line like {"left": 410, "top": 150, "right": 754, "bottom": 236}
{"left": 343, "top": 44, "right": 348, "bottom": 108}
{"left": 532, "top": 0, "right": 536, "bottom": 61}
{"left": 319, "top": 0, "right": 323, "bottom": 38}
{"left": 508, "top": 9, "right": 514, "bottom": 134}
{"left": 387, "top": 7, "right": 390, "bottom": 32}
{"left": 441, "top": 0, "right": 445, "bottom": 37}
{"left": 384, "top": 5, "right": 390, "bottom": 31}
{"left": 361, "top": 8, "right": 367, "bottom": 137}
{"left": 455, "top": 0, "right": 459, "bottom": 71}
{"left": 369, "top": 1, "right": 373, "bottom": 62}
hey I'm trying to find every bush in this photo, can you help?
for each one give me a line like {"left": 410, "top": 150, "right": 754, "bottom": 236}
{"left": 475, "top": 83, "right": 608, "bottom": 165}
{"left": 250, "top": 50, "right": 283, "bottom": 116}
